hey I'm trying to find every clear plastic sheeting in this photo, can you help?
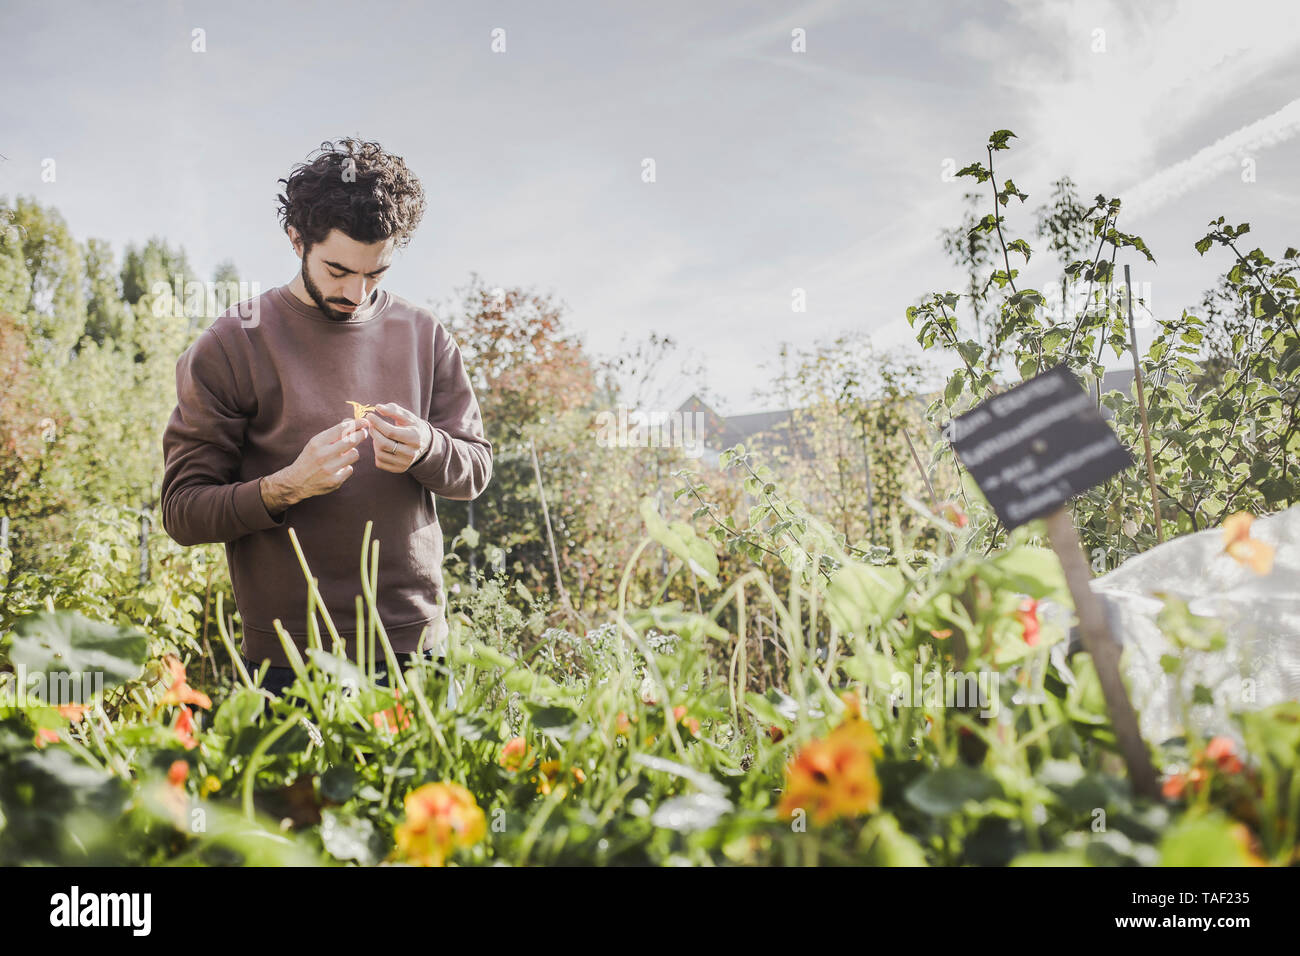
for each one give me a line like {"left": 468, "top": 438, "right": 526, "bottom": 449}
{"left": 1084, "top": 504, "right": 1300, "bottom": 746}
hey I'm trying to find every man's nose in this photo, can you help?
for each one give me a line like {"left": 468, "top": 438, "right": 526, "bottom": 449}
{"left": 346, "top": 275, "right": 373, "bottom": 304}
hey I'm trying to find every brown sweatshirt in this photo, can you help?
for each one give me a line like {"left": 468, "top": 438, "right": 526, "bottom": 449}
{"left": 161, "top": 283, "right": 493, "bottom": 668}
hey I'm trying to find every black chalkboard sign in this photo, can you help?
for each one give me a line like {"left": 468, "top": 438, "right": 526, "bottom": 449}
{"left": 948, "top": 364, "right": 1135, "bottom": 528}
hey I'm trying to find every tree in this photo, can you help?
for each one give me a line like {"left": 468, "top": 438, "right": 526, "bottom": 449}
{"left": 2, "top": 195, "right": 86, "bottom": 363}
{"left": 751, "top": 331, "right": 940, "bottom": 549}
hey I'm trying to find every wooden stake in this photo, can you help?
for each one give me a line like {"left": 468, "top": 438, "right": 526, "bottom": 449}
{"left": 1125, "top": 264, "right": 1164, "bottom": 544}
{"left": 529, "top": 436, "right": 582, "bottom": 627}
{"left": 902, "top": 424, "right": 956, "bottom": 551}
{"left": 1043, "top": 507, "right": 1159, "bottom": 799}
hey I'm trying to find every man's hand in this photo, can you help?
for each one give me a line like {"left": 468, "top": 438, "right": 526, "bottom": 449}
{"left": 265, "top": 419, "right": 371, "bottom": 512}
{"left": 364, "top": 403, "right": 434, "bottom": 474}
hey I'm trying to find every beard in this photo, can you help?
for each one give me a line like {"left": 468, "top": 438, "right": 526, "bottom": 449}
{"left": 300, "top": 253, "right": 373, "bottom": 322}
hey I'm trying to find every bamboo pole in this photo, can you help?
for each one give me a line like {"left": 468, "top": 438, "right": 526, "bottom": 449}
{"left": 1125, "top": 264, "right": 1164, "bottom": 544}
{"left": 529, "top": 436, "right": 580, "bottom": 625}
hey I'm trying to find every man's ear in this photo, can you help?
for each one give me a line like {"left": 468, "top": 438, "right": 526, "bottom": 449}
{"left": 288, "top": 225, "right": 303, "bottom": 258}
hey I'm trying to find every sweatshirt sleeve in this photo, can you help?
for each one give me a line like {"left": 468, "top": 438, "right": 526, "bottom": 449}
{"left": 161, "top": 327, "right": 287, "bottom": 546}
{"left": 405, "top": 324, "right": 494, "bottom": 501}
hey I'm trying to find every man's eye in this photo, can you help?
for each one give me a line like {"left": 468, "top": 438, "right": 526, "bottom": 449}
{"left": 328, "top": 271, "right": 346, "bottom": 279}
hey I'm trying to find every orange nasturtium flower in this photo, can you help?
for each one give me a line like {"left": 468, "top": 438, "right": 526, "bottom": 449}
{"left": 614, "top": 711, "right": 637, "bottom": 737}
{"left": 535, "top": 760, "right": 586, "bottom": 797}
{"left": 159, "top": 655, "right": 213, "bottom": 711}
{"left": 174, "top": 704, "right": 200, "bottom": 750}
{"left": 32, "top": 701, "right": 91, "bottom": 748}
{"left": 672, "top": 705, "right": 701, "bottom": 738}
{"left": 167, "top": 760, "right": 189, "bottom": 788}
{"left": 1162, "top": 735, "right": 1249, "bottom": 800}
{"left": 1222, "top": 512, "right": 1274, "bottom": 575}
{"left": 370, "top": 700, "right": 413, "bottom": 734}
{"left": 776, "top": 714, "right": 883, "bottom": 827}
{"left": 1016, "top": 598, "right": 1041, "bottom": 647}
{"left": 1204, "top": 735, "right": 1245, "bottom": 774}
{"left": 347, "top": 401, "right": 379, "bottom": 420}
{"left": 57, "top": 703, "right": 88, "bottom": 722}
{"left": 499, "top": 736, "right": 534, "bottom": 772}
{"left": 392, "top": 782, "right": 487, "bottom": 867}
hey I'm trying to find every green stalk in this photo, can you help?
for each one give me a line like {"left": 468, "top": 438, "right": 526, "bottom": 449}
{"left": 355, "top": 596, "right": 365, "bottom": 678}
{"left": 368, "top": 542, "right": 380, "bottom": 686}
{"left": 272, "top": 619, "right": 326, "bottom": 728}
{"left": 305, "top": 575, "right": 321, "bottom": 654}
{"left": 362, "top": 539, "right": 450, "bottom": 760}
{"left": 214, "top": 590, "right": 256, "bottom": 690}
{"left": 241, "top": 707, "right": 307, "bottom": 819}
{"left": 287, "top": 527, "right": 344, "bottom": 651}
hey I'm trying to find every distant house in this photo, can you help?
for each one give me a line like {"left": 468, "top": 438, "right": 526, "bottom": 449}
{"left": 675, "top": 366, "right": 1158, "bottom": 469}
{"left": 674, "top": 394, "right": 804, "bottom": 470}
{"left": 1094, "top": 366, "right": 1168, "bottom": 420}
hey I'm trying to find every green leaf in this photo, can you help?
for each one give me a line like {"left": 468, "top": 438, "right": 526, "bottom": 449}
{"left": 650, "top": 793, "right": 733, "bottom": 832}
{"left": 319, "top": 808, "right": 385, "bottom": 865}
{"left": 627, "top": 603, "right": 730, "bottom": 643}
{"left": 214, "top": 687, "right": 265, "bottom": 737}
{"left": 4, "top": 610, "right": 149, "bottom": 698}
{"left": 525, "top": 703, "right": 579, "bottom": 741}
{"left": 862, "top": 814, "right": 929, "bottom": 866}
{"left": 945, "top": 370, "right": 966, "bottom": 405}
{"left": 825, "top": 563, "right": 906, "bottom": 633}
{"left": 453, "top": 714, "right": 492, "bottom": 741}
{"left": 980, "top": 546, "right": 1068, "bottom": 602}
{"left": 320, "top": 765, "right": 358, "bottom": 803}
{"left": 1159, "top": 812, "right": 1262, "bottom": 866}
{"left": 304, "top": 649, "right": 368, "bottom": 688}
{"left": 632, "top": 753, "right": 726, "bottom": 797}
{"left": 904, "top": 766, "right": 1003, "bottom": 815}
{"left": 450, "top": 639, "right": 515, "bottom": 670}
{"left": 639, "top": 497, "right": 720, "bottom": 588}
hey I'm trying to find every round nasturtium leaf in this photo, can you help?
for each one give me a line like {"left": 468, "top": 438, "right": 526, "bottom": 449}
{"left": 4, "top": 610, "right": 149, "bottom": 696}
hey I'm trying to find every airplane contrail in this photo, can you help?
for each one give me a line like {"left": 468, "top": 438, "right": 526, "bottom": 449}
{"left": 1119, "top": 97, "right": 1300, "bottom": 222}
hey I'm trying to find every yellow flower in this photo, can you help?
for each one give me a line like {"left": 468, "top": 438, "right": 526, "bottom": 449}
{"left": 776, "top": 715, "right": 882, "bottom": 827}
{"left": 535, "top": 760, "right": 585, "bottom": 797}
{"left": 393, "top": 782, "right": 486, "bottom": 867}
{"left": 1222, "top": 512, "right": 1274, "bottom": 575}
{"left": 346, "top": 400, "right": 378, "bottom": 420}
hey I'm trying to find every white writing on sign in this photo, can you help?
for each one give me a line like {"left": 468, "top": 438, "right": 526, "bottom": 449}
{"left": 959, "top": 391, "right": 1092, "bottom": 467}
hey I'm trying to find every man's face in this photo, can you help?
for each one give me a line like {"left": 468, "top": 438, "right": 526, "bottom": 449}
{"left": 290, "top": 227, "right": 396, "bottom": 321}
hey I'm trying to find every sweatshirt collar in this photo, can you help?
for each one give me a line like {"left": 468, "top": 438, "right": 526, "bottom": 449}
{"left": 274, "top": 284, "right": 391, "bottom": 326}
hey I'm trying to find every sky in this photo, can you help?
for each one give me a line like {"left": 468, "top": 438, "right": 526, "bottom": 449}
{"left": 2, "top": 0, "right": 1298, "bottom": 417}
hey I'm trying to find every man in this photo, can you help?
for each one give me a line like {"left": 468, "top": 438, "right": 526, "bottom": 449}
{"left": 161, "top": 137, "right": 492, "bottom": 698}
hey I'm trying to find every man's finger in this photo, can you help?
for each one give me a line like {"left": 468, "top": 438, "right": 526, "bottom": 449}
{"left": 380, "top": 402, "right": 419, "bottom": 425}
{"left": 322, "top": 418, "right": 364, "bottom": 445}
{"left": 363, "top": 411, "right": 394, "bottom": 437}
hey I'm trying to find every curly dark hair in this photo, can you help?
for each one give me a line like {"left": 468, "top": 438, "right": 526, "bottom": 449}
{"left": 276, "top": 138, "right": 427, "bottom": 251}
